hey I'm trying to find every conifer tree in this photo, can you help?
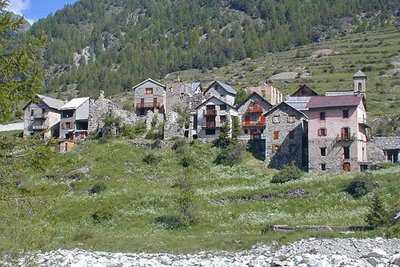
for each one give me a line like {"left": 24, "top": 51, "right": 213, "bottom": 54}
{"left": 365, "top": 192, "right": 390, "bottom": 228}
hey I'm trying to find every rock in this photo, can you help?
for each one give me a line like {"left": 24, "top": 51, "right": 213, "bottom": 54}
{"left": 367, "top": 248, "right": 388, "bottom": 258}
{"left": 390, "top": 254, "right": 400, "bottom": 265}
{"left": 159, "top": 255, "right": 172, "bottom": 265}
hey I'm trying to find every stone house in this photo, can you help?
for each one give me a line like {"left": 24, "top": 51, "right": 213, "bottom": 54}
{"left": 59, "top": 97, "right": 90, "bottom": 142}
{"left": 367, "top": 137, "right": 400, "bottom": 164}
{"left": 285, "top": 84, "right": 318, "bottom": 112}
{"left": 245, "top": 83, "right": 283, "bottom": 105}
{"left": 133, "top": 78, "right": 166, "bottom": 117}
{"left": 194, "top": 96, "right": 238, "bottom": 140}
{"left": 23, "top": 94, "right": 65, "bottom": 139}
{"left": 306, "top": 95, "right": 368, "bottom": 173}
{"left": 237, "top": 92, "right": 272, "bottom": 141}
{"left": 203, "top": 81, "right": 237, "bottom": 106}
{"left": 263, "top": 102, "right": 308, "bottom": 169}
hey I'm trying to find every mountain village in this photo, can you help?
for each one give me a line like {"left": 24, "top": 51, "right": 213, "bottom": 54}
{"left": 23, "top": 70, "right": 400, "bottom": 173}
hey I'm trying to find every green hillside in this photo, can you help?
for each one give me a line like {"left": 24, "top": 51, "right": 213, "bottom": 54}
{"left": 1, "top": 137, "right": 399, "bottom": 254}
{"left": 25, "top": 0, "right": 400, "bottom": 99}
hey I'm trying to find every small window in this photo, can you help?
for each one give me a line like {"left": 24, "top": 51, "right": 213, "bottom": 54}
{"left": 272, "top": 145, "right": 280, "bottom": 153}
{"left": 66, "top": 122, "right": 72, "bottom": 129}
{"left": 320, "top": 147, "right": 326, "bottom": 156}
{"left": 220, "top": 115, "right": 227, "bottom": 124}
{"left": 145, "top": 88, "right": 153, "bottom": 95}
{"left": 220, "top": 104, "right": 227, "bottom": 111}
{"left": 244, "top": 129, "right": 249, "bottom": 134}
{"left": 320, "top": 112, "right": 326, "bottom": 120}
{"left": 289, "top": 144, "right": 297, "bottom": 153}
{"left": 274, "top": 131, "right": 279, "bottom": 140}
{"left": 321, "top": 164, "right": 326, "bottom": 171}
{"left": 287, "top": 115, "right": 295, "bottom": 123}
{"left": 318, "top": 128, "right": 327, "bottom": 137}
{"left": 343, "top": 146, "right": 350, "bottom": 160}
{"left": 289, "top": 130, "right": 295, "bottom": 139}
{"left": 272, "top": 115, "right": 280, "bottom": 124}
{"left": 343, "top": 110, "right": 349, "bottom": 119}
{"left": 205, "top": 129, "right": 215, "bottom": 135}
{"left": 30, "top": 110, "right": 34, "bottom": 116}
{"left": 42, "top": 108, "right": 46, "bottom": 114}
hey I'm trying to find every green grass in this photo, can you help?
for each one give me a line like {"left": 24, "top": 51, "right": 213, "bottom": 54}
{"left": 0, "top": 138, "right": 399, "bottom": 255}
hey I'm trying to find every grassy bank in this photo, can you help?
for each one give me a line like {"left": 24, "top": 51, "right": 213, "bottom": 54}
{"left": 0, "top": 138, "right": 399, "bottom": 254}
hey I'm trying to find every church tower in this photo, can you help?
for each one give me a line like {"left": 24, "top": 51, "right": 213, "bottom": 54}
{"left": 353, "top": 70, "right": 367, "bottom": 98}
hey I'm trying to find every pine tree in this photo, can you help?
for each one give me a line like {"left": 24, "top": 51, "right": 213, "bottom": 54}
{"left": 232, "top": 116, "right": 241, "bottom": 139}
{"left": 0, "top": 0, "right": 45, "bottom": 123}
{"left": 365, "top": 192, "right": 390, "bottom": 228}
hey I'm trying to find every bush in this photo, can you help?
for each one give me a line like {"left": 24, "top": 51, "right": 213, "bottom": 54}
{"left": 271, "top": 164, "right": 303, "bottom": 184}
{"left": 345, "top": 173, "right": 373, "bottom": 198}
{"left": 214, "top": 142, "right": 245, "bottom": 166}
{"left": 385, "top": 223, "right": 400, "bottom": 238}
{"left": 365, "top": 192, "right": 390, "bottom": 228}
{"left": 143, "top": 153, "right": 158, "bottom": 165}
{"left": 179, "top": 153, "right": 195, "bottom": 168}
{"left": 91, "top": 204, "right": 114, "bottom": 223}
{"left": 121, "top": 122, "right": 147, "bottom": 139}
{"left": 88, "top": 182, "right": 107, "bottom": 195}
{"left": 172, "top": 138, "right": 187, "bottom": 151}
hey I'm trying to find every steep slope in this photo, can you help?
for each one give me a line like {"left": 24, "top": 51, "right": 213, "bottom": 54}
{"left": 26, "top": 0, "right": 400, "bottom": 98}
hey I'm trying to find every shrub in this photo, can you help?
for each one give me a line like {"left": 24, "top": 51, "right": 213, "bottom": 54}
{"left": 121, "top": 122, "right": 147, "bottom": 139}
{"left": 271, "top": 164, "right": 303, "bottom": 184}
{"left": 179, "top": 153, "right": 195, "bottom": 168}
{"left": 365, "top": 192, "right": 390, "bottom": 228}
{"left": 214, "top": 142, "right": 245, "bottom": 166}
{"left": 385, "top": 223, "right": 400, "bottom": 238}
{"left": 345, "top": 173, "right": 373, "bottom": 198}
{"left": 172, "top": 138, "right": 187, "bottom": 151}
{"left": 175, "top": 176, "right": 197, "bottom": 226}
{"left": 91, "top": 204, "right": 114, "bottom": 223}
{"left": 143, "top": 153, "right": 158, "bottom": 165}
{"left": 88, "top": 182, "right": 107, "bottom": 195}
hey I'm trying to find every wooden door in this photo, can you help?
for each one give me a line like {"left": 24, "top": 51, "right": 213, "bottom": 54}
{"left": 245, "top": 116, "right": 250, "bottom": 126}
{"left": 260, "top": 115, "right": 266, "bottom": 123}
{"left": 343, "top": 163, "right": 351, "bottom": 172}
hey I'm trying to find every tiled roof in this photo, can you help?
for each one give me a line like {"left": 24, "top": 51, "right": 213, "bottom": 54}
{"left": 306, "top": 95, "right": 363, "bottom": 109}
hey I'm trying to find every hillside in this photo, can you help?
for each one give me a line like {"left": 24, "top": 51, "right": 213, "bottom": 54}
{"left": 25, "top": 0, "right": 400, "bottom": 99}
{"left": 1, "top": 136, "right": 399, "bottom": 255}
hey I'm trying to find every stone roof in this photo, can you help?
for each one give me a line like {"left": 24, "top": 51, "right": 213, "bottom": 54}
{"left": 195, "top": 96, "right": 236, "bottom": 110}
{"left": 306, "top": 95, "right": 363, "bottom": 109}
{"left": 370, "top": 136, "right": 400, "bottom": 150}
{"left": 132, "top": 78, "right": 166, "bottom": 90}
{"left": 325, "top": 91, "right": 355, "bottom": 97}
{"left": 61, "top": 97, "right": 90, "bottom": 110}
{"left": 237, "top": 92, "right": 272, "bottom": 108}
{"left": 291, "top": 85, "right": 318, "bottom": 97}
{"left": 285, "top": 96, "right": 313, "bottom": 111}
{"left": 264, "top": 101, "right": 308, "bottom": 119}
{"left": 205, "top": 81, "right": 237, "bottom": 95}
{"left": 353, "top": 70, "right": 367, "bottom": 78}
{"left": 23, "top": 94, "right": 65, "bottom": 110}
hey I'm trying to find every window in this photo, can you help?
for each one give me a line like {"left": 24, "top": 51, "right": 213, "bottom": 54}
{"left": 66, "top": 122, "right": 72, "bottom": 129}
{"left": 343, "top": 146, "right": 350, "bottom": 160}
{"left": 272, "top": 145, "right": 280, "bottom": 153}
{"left": 220, "top": 104, "right": 227, "bottom": 111}
{"left": 61, "top": 123, "right": 66, "bottom": 129}
{"left": 205, "top": 129, "right": 215, "bottom": 135}
{"left": 42, "top": 108, "right": 46, "bottom": 114}
{"left": 287, "top": 115, "right": 295, "bottom": 123}
{"left": 274, "top": 131, "right": 279, "bottom": 140}
{"left": 320, "top": 147, "right": 327, "bottom": 156}
{"left": 321, "top": 164, "right": 326, "bottom": 171}
{"left": 220, "top": 115, "right": 227, "bottom": 124}
{"left": 289, "top": 130, "right": 295, "bottom": 139}
{"left": 272, "top": 115, "right": 280, "bottom": 124}
{"left": 343, "top": 110, "right": 349, "bottom": 119}
{"left": 62, "top": 110, "right": 74, "bottom": 118}
{"left": 318, "top": 128, "right": 327, "bottom": 137}
{"left": 244, "top": 129, "right": 249, "bottom": 134}
{"left": 145, "top": 88, "right": 153, "bottom": 95}
{"left": 320, "top": 112, "right": 326, "bottom": 120}
{"left": 30, "top": 110, "right": 34, "bottom": 116}
{"left": 341, "top": 127, "right": 351, "bottom": 140}
{"left": 289, "top": 144, "right": 297, "bottom": 153}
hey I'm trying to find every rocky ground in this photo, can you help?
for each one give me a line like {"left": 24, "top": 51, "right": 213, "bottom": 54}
{"left": 3, "top": 238, "right": 400, "bottom": 267}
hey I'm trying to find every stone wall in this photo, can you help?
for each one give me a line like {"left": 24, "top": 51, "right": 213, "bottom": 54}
{"left": 367, "top": 136, "right": 400, "bottom": 164}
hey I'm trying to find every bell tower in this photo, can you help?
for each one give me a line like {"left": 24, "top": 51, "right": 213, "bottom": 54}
{"left": 353, "top": 69, "right": 367, "bottom": 98}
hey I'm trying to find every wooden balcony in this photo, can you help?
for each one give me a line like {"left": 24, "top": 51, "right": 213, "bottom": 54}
{"left": 242, "top": 121, "right": 266, "bottom": 128}
{"left": 203, "top": 109, "right": 217, "bottom": 116}
{"left": 136, "top": 101, "right": 162, "bottom": 109}
{"left": 336, "top": 133, "right": 356, "bottom": 142}
{"left": 32, "top": 123, "right": 49, "bottom": 130}
{"left": 246, "top": 104, "right": 263, "bottom": 113}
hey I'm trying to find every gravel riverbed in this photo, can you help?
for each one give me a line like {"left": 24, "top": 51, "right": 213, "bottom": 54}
{"left": 4, "top": 238, "right": 400, "bottom": 267}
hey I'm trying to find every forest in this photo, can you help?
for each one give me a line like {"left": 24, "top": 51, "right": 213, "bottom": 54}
{"left": 25, "top": 0, "right": 400, "bottom": 97}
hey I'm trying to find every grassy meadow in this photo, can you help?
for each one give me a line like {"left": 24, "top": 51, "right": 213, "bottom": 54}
{"left": 1, "top": 138, "right": 399, "bottom": 255}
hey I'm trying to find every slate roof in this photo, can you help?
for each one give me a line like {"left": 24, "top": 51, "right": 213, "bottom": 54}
{"left": 60, "top": 97, "right": 90, "bottom": 110}
{"left": 264, "top": 101, "right": 308, "bottom": 119}
{"left": 195, "top": 96, "right": 236, "bottom": 110}
{"left": 306, "top": 95, "right": 363, "bottom": 109}
{"left": 285, "top": 96, "right": 313, "bottom": 111}
{"left": 132, "top": 78, "right": 166, "bottom": 90}
{"left": 237, "top": 92, "right": 272, "bottom": 109}
{"left": 291, "top": 85, "right": 318, "bottom": 97}
{"left": 353, "top": 70, "right": 367, "bottom": 78}
{"left": 325, "top": 91, "right": 355, "bottom": 97}
{"left": 205, "top": 81, "right": 237, "bottom": 95}
{"left": 23, "top": 94, "right": 65, "bottom": 110}
{"left": 370, "top": 137, "right": 400, "bottom": 150}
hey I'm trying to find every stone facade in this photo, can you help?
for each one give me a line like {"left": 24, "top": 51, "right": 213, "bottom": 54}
{"left": 245, "top": 83, "right": 283, "bottom": 105}
{"left": 134, "top": 78, "right": 166, "bottom": 117}
{"left": 203, "top": 81, "right": 236, "bottom": 106}
{"left": 367, "top": 137, "right": 400, "bottom": 164}
{"left": 264, "top": 103, "right": 307, "bottom": 169}
{"left": 60, "top": 98, "right": 90, "bottom": 141}
{"left": 23, "top": 101, "right": 61, "bottom": 139}
{"left": 237, "top": 92, "right": 272, "bottom": 141}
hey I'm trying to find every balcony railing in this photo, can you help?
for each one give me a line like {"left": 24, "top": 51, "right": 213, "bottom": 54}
{"left": 33, "top": 113, "right": 48, "bottom": 119}
{"left": 336, "top": 133, "right": 356, "bottom": 142}
{"left": 204, "top": 109, "right": 217, "bottom": 116}
{"left": 203, "top": 122, "right": 216, "bottom": 129}
{"left": 242, "top": 121, "right": 266, "bottom": 127}
{"left": 136, "top": 102, "right": 162, "bottom": 109}
{"left": 246, "top": 104, "right": 263, "bottom": 113}
{"left": 32, "top": 123, "right": 49, "bottom": 130}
